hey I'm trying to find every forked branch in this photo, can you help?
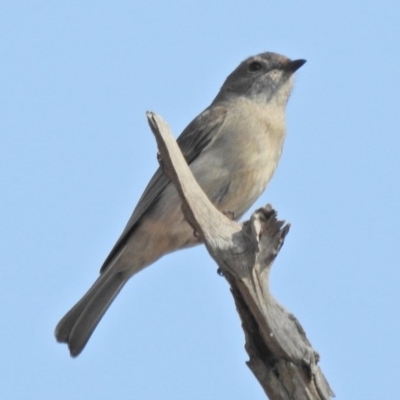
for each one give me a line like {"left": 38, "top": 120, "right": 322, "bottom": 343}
{"left": 146, "top": 111, "right": 334, "bottom": 400}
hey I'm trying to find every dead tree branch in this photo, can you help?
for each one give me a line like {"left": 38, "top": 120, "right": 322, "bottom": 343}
{"left": 146, "top": 111, "right": 334, "bottom": 400}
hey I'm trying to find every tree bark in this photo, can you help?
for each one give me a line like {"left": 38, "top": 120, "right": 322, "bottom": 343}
{"left": 146, "top": 111, "right": 334, "bottom": 400}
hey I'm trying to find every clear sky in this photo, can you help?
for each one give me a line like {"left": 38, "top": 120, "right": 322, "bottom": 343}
{"left": 1, "top": 1, "right": 400, "bottom": 399}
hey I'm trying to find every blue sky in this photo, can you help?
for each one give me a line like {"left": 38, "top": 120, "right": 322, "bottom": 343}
{"left": 1, "top": 1, "right": 400, "bottom": 399}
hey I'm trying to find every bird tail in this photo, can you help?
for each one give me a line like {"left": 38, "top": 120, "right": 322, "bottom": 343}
{"left": 55, "top": 270, "right": 128, "bottom": 357}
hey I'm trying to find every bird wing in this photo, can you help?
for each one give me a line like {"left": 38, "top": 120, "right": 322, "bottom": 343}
{"left": 100, "top": 105, "right": 228, "bottom": 272}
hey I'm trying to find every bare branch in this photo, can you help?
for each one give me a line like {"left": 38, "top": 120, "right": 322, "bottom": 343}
{"left": 146, "top": 111, "right": 334, "bottom": 400}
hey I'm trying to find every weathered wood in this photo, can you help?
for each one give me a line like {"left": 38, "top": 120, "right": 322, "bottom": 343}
{"left": 146, "top": 111, "right": 334, "bottom": 400}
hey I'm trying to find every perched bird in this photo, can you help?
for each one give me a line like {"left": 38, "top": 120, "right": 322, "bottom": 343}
{"left": 55, "top": 52, "right": 306, "bottom": 356}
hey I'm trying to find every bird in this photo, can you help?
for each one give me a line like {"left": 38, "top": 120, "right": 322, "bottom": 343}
{"left": 55, "top": 51, "right": 306, "bottom": 356}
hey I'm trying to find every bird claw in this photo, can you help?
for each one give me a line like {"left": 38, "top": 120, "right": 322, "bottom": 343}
{"left": 157, "top": 152, "right": 164, "bottom": 169}
{"left": 222, "top": 211, "right": 235, "bottom": 220}
{"left": 193, "top": 229, "right": 202, "bottom": 240}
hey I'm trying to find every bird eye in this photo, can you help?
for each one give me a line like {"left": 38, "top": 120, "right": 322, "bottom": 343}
{"left": 248, "top": 61, "right": 262, "bottom": 72}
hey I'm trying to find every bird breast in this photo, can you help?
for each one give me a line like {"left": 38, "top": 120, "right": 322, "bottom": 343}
{"left": 191, "top": 98, "right": 286, "bottom": 219}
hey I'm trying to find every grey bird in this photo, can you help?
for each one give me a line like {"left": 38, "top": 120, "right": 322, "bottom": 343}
{"left": 55, "top": 52, "right": 306, "bottom": 356}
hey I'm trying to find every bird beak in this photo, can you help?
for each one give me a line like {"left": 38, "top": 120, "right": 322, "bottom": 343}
{"left": 286, "top": 59, "right": 307, "bottom": 73}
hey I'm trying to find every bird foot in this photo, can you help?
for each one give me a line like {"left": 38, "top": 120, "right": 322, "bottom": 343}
{"left": 193, "top": 229, "right": 201, "bottom": 239}
{"left": 222, "top": 211, "right": 235, "bottom": 220}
